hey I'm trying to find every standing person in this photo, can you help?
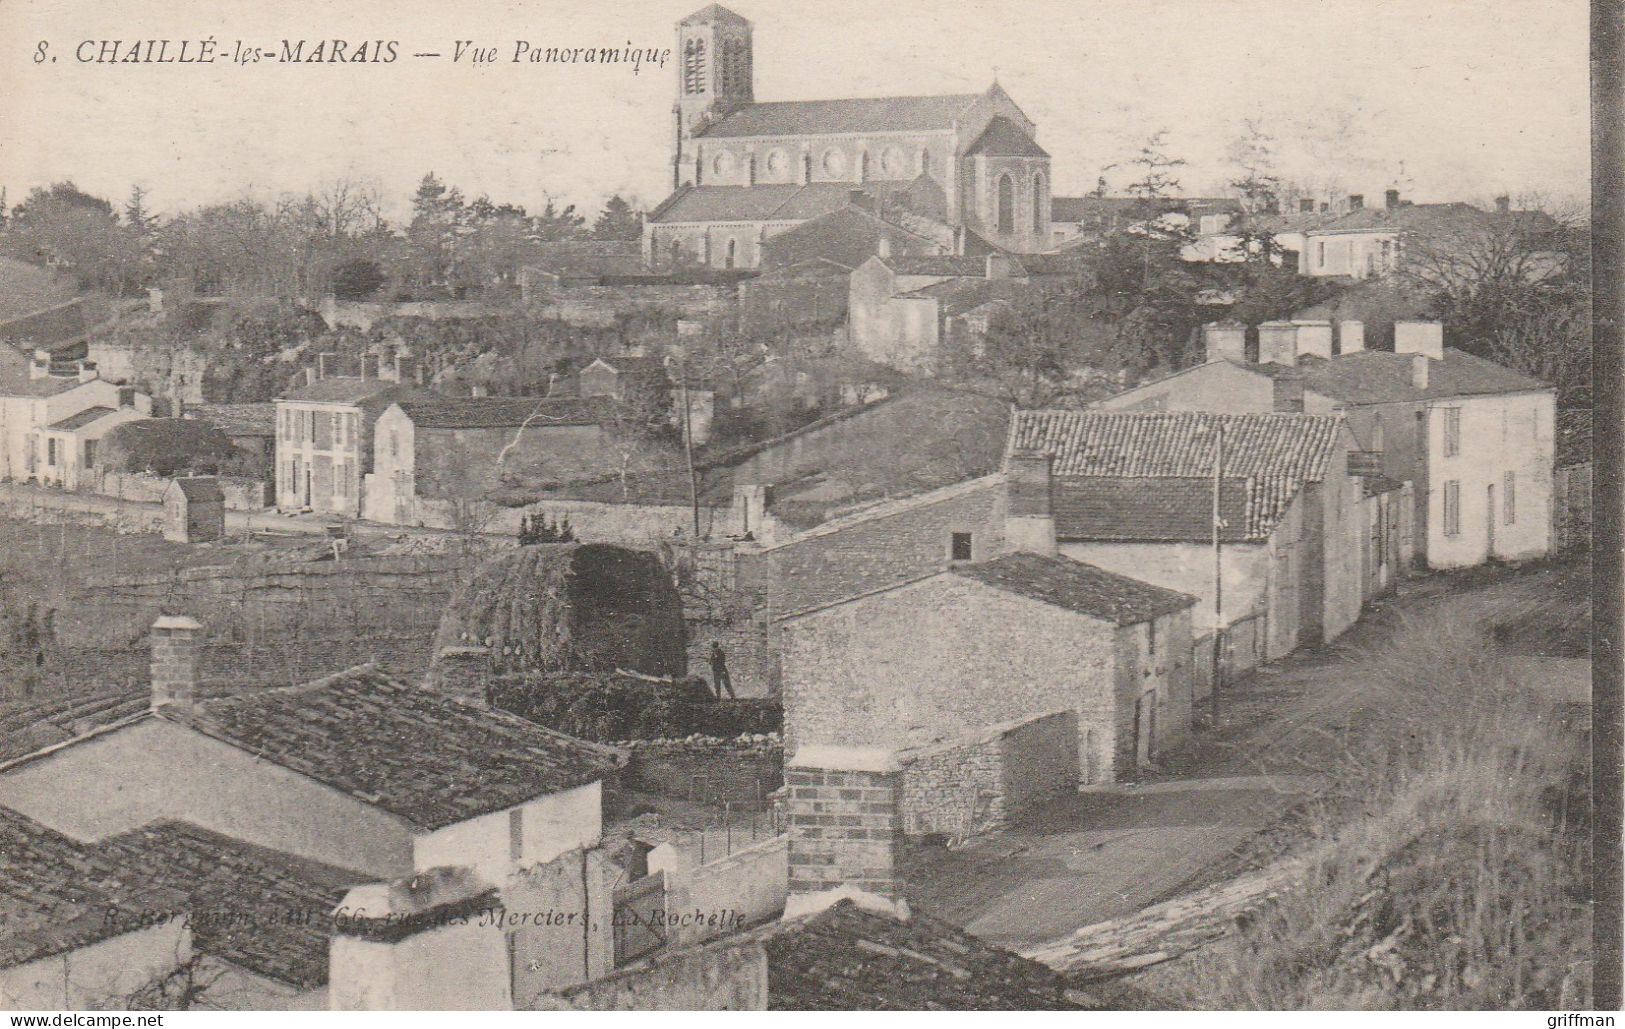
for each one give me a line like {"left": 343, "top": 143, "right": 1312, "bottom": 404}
{"left": 709, "top": 641, "right": 735, "bottom": 700}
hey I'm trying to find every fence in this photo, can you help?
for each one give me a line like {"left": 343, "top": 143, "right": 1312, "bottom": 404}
{"left": 1554, "top": 462, "right": 1592, "bottom": 551}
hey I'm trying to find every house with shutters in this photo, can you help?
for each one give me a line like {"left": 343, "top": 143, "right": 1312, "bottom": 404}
{"left": 1097, "top": 319, "right": 1552, "bottom": 570}
{"left": 274, "top": 374, "right": 408, "bottom": 516}
{"left": 0, "top": 362, "right": 151, "bottom": 485}
{"left": 1005, "top": 410, "right": 1365, "bottom": 675}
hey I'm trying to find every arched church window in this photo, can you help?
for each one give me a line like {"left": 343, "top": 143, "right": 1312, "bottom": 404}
{"left": 821, "top": 149, "right": 846, "bottom": 177}
{"left": 919, "top": 148, "right": 932, "bottom": 177}
{"left": 802, "top": 153, "right": 813, "bottom": 183}
{"left": 1033, "top": 173, "right": 1047, "bottom": 234}
{"left": 725, "top": 238, "right": 738, "bottom": 270}
{"left": 882, "top": 147, "right": 905, "bottom": 177}
{"left": 765, "top": 149, "right": 786, "bottom": 179}
{"left": 683, "top": 39, "right": 707, "bottom": 95}
{"left": 858, "top": 151, "right": 869, "bottom": 181}
{"left": 713, "top": 151, "right": 736, "bottom": 178}
{"left": 669, "top": 240, "right": 682, "bottom": 267}
{"left": 997, "top": 174, "right": 1015, "bottom": 234}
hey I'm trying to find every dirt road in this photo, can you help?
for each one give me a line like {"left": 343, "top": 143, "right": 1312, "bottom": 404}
{"left": 903, "top": 559, "right": 1589, "bottom": 955}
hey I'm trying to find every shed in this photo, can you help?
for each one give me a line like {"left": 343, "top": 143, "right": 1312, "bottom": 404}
{"left": 163, "top": 476, "right": 225, "bottom": 544}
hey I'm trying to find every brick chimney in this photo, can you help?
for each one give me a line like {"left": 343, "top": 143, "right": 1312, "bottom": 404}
{"left": 1410, "top": 353, "right": 1430, "bottom": 390}
{"left": 424, "top": 645, "right": 493, "bottom": 707}
{"left": 150, "top": 615, "right": 203, "bottom": 709}
{"left": 1005, "top": 450, "right": 1056, "bottom": 557}
{"left": 1202, "top": 321, "right": 1247, "bottom": 364}
{"left": 1338, "top": 320, "right": 1366, "bottom": 355}
{"left": 1258, "top": 321, "right": 1299, "bottom": 366}
{"left": 785, "top": 747, "right": 903, "bottom": 902}
{"left": 1385, "top": 189, "right": 1401, "bottom": 210}
{"left": 1394, "top": 320, "right": 1445, "bottom": 361}
{"left": 1273, "top": 370, "right": 1306, "bottom": 413}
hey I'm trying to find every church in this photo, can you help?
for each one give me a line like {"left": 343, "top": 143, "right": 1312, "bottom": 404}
{"left": 643, "top": 4, "right": 1054, "bottom": 271}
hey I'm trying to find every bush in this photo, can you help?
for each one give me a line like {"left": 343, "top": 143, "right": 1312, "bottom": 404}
{"left": 331, "top": 258, "right": 386, "bottom": 301}
{"left": 492, "top": 671, "right": 781, "bottom": 742}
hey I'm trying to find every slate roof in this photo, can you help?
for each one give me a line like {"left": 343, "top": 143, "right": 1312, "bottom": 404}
{"left": 758, "top": 206, "right": 941, "bottom": 272}
{"left": 100, "top": 821, "right": 368, "bottom": 990}
{"left": 156, "top": 666, "right": 625, "bottom": 830}
{"left": 281, "top": 377, "right": 401, "bottom": 405}
{"left": 951, "top": 552, "right": 1195, "bottom": 626}
{"left": 45, "top": 406, "right": 117, "bottom": 432}
{"left": 1303, "top": 201, "right": 1559, "bottom": 237}
{"left": 696, "top": 94, "right": 982, "bottom": 139}
{"left": 964, "top": 116, "right": 1048, "bottom": 158}
{"left": 398, "top": 396, "right": 606, "bottom": 430}
{"left": 0, "top": 806, "right": 186, "bottom": 970}
{"left": 1010, "top": 410, "right": 1345, "bottom": 540}
{"left": 1053, "top": 475, "right": 1254, "bottom": 543}
{"left": 884, "top": 254, "right": 994, "bottom": 277}
{"left": 1259, "top": 348, "right": 1550, "bottom": 404}
{"left": 680, "top": 3, "right": 750, "bottom": 26}
{"left": 764, "top": 900, "right": 1082, "bottom": 1010}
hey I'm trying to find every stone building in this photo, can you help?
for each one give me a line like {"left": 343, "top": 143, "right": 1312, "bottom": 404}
{"left": 646, "top": 5, "right": 1053, "bottom": 270}
{"left": 779, "top": 550, "right": 1197, "bottom": 799}
{"left": 162, "top": 476, "right": 225, "bottom": 544}
{"left": 274, "top": 372, "right": 407, "bottom": 516}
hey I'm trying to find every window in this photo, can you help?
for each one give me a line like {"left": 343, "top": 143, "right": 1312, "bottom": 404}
{"left": 821, "top": 148, "right": 846, "bottom": 177}
{"left": 683, "top": 38, "right": 706, "bottom": 94}
{"left": 508, "top": 808, "right": 524, "bottom": 863}
{"left": 725, "top": 237, "right": 737, "bottom": 269}
{"left": 803, "top": 153, "right": 813, "bottom": 184}
{"left": 281, "top": 408, "right": 290, "bottom": 440}
{"left": 1033, "top": 173, "right": 1046, "bottom": 234}
{"left": 389, "top": 430, "right": 399, "bottom": 459}
{"left": 46, "top": 438, "right": 56, "bottom": 467}
{"left": 997, "top": 174, "right": 1015, "bottom": 234}
{"left": 919, "top": 148, "right": 931, "bottom": 177}
{"left": 1505, "top": 471, "right": 1516, "bottom": 524}
{"left": 949, "top": 532, "right": 973, "bottom": 562}
{"left": 1147, "top": 617, "right": 1157, "bottom": 657}
{"left": 1317, "top": 241, "right": 1326, "bottom": 268}
{"left": 1443, "top": 408, "right": 1461, "bottom": 457}
{"left": 1443, "top": 480, "right": 1461, "bottom": 536}
{"left": 858, "top": 151, "right": 869, "bottom": 182}
{"left": 83, "top": 439, "right": 96, "bottom": 468}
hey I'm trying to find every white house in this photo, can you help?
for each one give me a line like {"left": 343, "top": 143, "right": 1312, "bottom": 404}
{"left": 0, "top": 358, "right": 151, "bottom": 484}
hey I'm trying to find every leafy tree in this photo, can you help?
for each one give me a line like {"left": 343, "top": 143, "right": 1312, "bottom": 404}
{"left": 330, "top": 257, "right": 386, "bottom": 300}
{"left": 591, "top": 195, "right": 645, "bottom": 241}
{"left": 123, "top": 185, "right": 155, "bottom": 233}
{"left": 1226, "top": 118, "right": 1287, "bottom": 266}
{"left": 532, "top": 198, "right": 587, "bottom": 243}
{"left": 2, "top": 181, "right": 142, "bottom": 294}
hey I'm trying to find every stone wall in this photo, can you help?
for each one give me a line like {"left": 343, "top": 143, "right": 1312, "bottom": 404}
{"left": 96, "top": 470, "right": 269, "bottom": 511}
{"left": 525, "top": 285, "right": 734, "bottom": 328}
{"left": 622, "top": 738, "right": 783, "bottom": 810}
{"left": 654, "top": 833, "right": 789, "bottom": 948}
{"left": 898, "top": 710, "right": 1078, "bottom": 838}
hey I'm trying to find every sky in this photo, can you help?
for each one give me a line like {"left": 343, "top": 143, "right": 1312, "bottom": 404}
{"left": 0, "top": 0, "right": 1592, "bottom": 224}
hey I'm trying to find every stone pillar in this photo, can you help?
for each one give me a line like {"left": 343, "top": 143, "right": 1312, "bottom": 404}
{"left": 1292, "top": 320, "right": 1333, "bottom": 360}
{"left": 1004, "top": 449, "right": 1056, "bottom": 557}
{"left": 1394, "top": 320, "right": 1444, "bottom": 360}
{"left": 1202, "top": 321, "right": 1246, "bottom": 364}
{"left": 150, "top": 615, "right": 202, "bottom": 709}
{"left": 424, "top": 645, "right": 493, "bottom": 707}
{"left": 785, "top": 747, "right": 902, "bottom": 899}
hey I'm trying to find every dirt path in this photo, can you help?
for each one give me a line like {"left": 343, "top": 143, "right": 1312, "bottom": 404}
{"left": 903, "top": 561, "right": 1587, "bottom": 955}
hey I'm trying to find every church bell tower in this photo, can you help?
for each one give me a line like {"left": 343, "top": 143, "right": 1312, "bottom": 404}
{"left": 673, "top": 4, "right": 754, "bottom": 188}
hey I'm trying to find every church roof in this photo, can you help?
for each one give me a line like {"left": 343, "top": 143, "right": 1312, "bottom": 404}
{"left": 651, "top": 182, "right": 925, "bottom": 225}
{"left": 695, "top": 93, "right": 983, "bottom": 138}
{"left": 680, "top": 3, "right": 750, "bottom": 26}
{"left": 964, "top": 116, "right": 1049, "bottom": 158}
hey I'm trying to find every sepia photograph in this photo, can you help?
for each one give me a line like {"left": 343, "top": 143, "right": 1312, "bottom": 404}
{"left": 0, "top": 0, "right": 1614, "bottom": 1014}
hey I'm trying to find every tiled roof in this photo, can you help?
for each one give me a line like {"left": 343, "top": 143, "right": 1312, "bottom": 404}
{"left": 100, "top": 821, "right": 367, "bottom": 990}
{"left": 1010, "top": 410, "right": 1345, "bottom": 540}
{"left": 281, "top": 377, "right": 402, "bottom": 404}
{"left": 45, "top": 406, "right": 117, "bottom": 432}
{"left": 884, "top": 255, "right": 992, "bottom": 277}
{"left": 170, "top": 476, "right": 223, "bottom": 502}
{"left": 0, "top": 690, "right": 151, "bottom": 764}
{"left": 0, "top": 806, "right": 186, "bottom": 970}
{"left": 1302, "top": 201, "right": 1559, "bottom": 237}
{"left": 951, "top": 552, "right": 1195, "bottom": 626}
{"left": 1053, "top": 475, "right": 1254, "bottom": 543}
{"left": 189, "top": 403, "right": 276, "bottom": 436}
{"left": 157, "top": 666, "right": 624, "bottom": 830}
{"left": 696, "top": 94, "right": 981, "bottom": 139}
{"left": 758, "top": 206, "right": 942, "bottom": 272}
{"left": 1261, "top": 348, "right": 1549, "bottom": 404}
{"left": 964, "top": 116, "right": 1048, "bottom": 158}
{"left": 764, "top": 899, "right": 1082, "bottom": 1009}
{"left": 398, "top": 396, "right": 606, "bottom": 430}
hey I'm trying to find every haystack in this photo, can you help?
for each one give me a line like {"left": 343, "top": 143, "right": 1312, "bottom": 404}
{"left": 432, "top": 544, "right": 686, "bottom": 678}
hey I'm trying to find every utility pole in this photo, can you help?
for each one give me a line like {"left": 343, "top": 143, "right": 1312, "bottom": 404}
{"left": 1210, "top": 420, "right": 1225, "bottom": 727}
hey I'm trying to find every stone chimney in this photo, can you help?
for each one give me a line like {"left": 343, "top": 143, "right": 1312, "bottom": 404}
{"left": 1005, "top": 449, "right": 1056, "bottom": 557}
{"left": 1258, "top": 321, "right": 1299, "bottom": 366}
{"left": 150, "top": 615, "right": 203, "bottom": 709}
{"left": 1338, "top": 320, "right": 1366, "bottom": 355}
{"left": 1202, "top": 321, "right": 1247, "bottom": 364}
{"left": 1394, "top": 320, "right": 1445, "bottom": 361}
{"left": 1495, "top": 194, "right": 1511, "bottom": 214}
{"left": 1292, "top": 320, "right": 1333, "bottom": 361}
{"left": 876, "top": 235, "right": 891, "bottom": 260}
{"left": 76, "top": 361, "right": 99, "bottom": 384}
{"left": 1410, "top": 353, "right": 1430, "bottom": 390}
{"left": 1385, "top": 189, "right": 1401, "bottom": 210}
{"left": 1273, "top": 370, "right": 1306, "bottom": 413}
{"left": 424, "top": 645, "right": 493, "bottom": 707}
{"left": 1348, "top": 194, "right": 1364, "bottom": 210}
{"left": 785, "top": 747, "right": 904, "bottom": 902}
